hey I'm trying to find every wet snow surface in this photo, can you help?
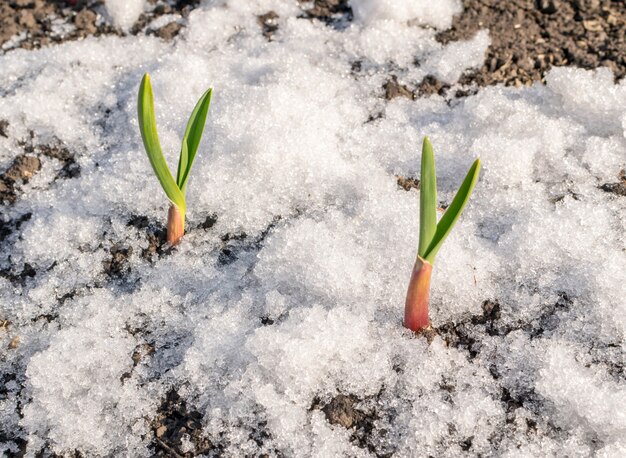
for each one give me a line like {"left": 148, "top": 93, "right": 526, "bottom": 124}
{"left": 1, "top": 0, "right": 625, "bottom": 456}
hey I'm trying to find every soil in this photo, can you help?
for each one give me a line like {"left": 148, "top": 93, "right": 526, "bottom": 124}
{"left": 599, "top": 169, "right": 626, "bottom": 196}
{"left": 395, "top": 175, "right": 420, "bottom": 192}
{"left": 102, "top": 244, "right": 133, "bottom": 278}
{"left": 0, "top": 0, "right": 117, "bottom": 51}
{"left": 383, "top": 76, "right": 416, "bottom": 101}
{"left": 416, "top": 75, "right": 452, "bottom": 97}
{"left": 2, "top": 0, "right": 623, "bottom": 90}
{"left": 312, "top": 393, "right": 380, "bottom": 454}
{"left": 258, "top": 11, "right": 280, "bottom": 41}
{"left": 298, "top": 0, "right": 353, "bottom": 25}
{"left": 1, "top": 133, "right": 79, "bottom": 205}
{"left": 151, "top": 390, "right": 217, "bottom": 457}
{"left": 0, "top": 120, "right": 9, "bottom": 138}
{"left": 0, "top": 0, "right": 200, "bottom": 52}
{"left": 437, "top": 0, "right": 626, "bottom": 87}
{"left": 431, "top": 296, "right": 573, "bottom": 359}
{"left": 126, "top": 215, "right": 169, "bottom": 261}
{"left": 0, "top": 155, "right": 41, "bottom": 204}
{"left": 320, "top": 394, "right": 366, "bottom": 429}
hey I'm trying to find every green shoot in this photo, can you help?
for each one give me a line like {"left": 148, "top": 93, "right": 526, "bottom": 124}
{"left": 422, "top": 158, "right": 481, "bottom": 264}
{"left": 177, "top": 86, "right": 213, "bottom": 194}
{"left": 404, "top": 137, "right": 481, "bottom": 332}
{"left": 137, "top": 73, "right": 213, "bottom": 245}
{"left": 418, "top": 137, "right": 437, "bottom": 259}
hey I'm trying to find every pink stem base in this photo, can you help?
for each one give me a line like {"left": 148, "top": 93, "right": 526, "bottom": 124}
{"left": 167, "top": 204, "right": 184, "bottom": 246}
{"left": 404, "top": 256, "right": 432, "bottom": 332}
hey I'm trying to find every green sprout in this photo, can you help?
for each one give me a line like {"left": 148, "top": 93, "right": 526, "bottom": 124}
{"left": 137, "top": 73, "right": 213, "bottom": 245}
{"left": 404, "top": 137, "right": 481, "bottom": 332}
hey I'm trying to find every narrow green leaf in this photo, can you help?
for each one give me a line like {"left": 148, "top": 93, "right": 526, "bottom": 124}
{"left": 137, "top": 73, "right": 186, "bottom": 213}
{"left": 176, "top": 87, "right": 213, "bottom": 194}
{"left": 423, "top": 158, "right": 481, "bottom": 264}
{"left": 418, "top": 137, "right": 437, "bottom": 258}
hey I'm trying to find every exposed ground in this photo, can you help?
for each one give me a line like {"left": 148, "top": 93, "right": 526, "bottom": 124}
{"left": 2, "top": 1, "right": 625, "bottom": 86}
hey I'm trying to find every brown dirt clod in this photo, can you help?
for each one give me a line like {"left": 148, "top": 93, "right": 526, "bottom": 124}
{"left": 383, "top": 76, "right": 415, "bottom": 101}
{"left": 154, "top": 22, "right": 183, "bottom": 41}
{"left": 0, "top": 155, "right": 41, "bottom": 204}
{"left": 417, "top": 75, "right": 451, "bottom": 97}
{"left": 258, "top": 11, "right": 279, "bottom": 40}
{"left": 322, "top": 394, "right": 365, "bottom": 429}
{"left": 74, "top": 9, "right": 97, "bottom": 35}
{"left": 396, "top": 175, "right": 420, "bottom": 192}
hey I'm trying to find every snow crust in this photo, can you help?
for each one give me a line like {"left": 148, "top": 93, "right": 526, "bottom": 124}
{"left": 0, "top": 0, "right": 625, "bottom": 456}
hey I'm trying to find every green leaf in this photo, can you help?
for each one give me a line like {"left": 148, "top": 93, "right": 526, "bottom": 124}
{"left": 423, "top": 158, "right": 481, "bottom": 264}
{"left": 418, "top": 137, "right": 437, "bottom": 258}
{"left": 176, "top": 87, "right": 213, "bottom": 194}
{"left": 137, "top": 73, "right": 186, "bottom": 214}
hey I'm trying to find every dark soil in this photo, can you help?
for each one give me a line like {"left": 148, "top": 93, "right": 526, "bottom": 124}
{"left": 126, "top": 215, "right": 169, "bottom": 261}
{"left": 437, "top": 0, "right": 626, "bottom": 87}
{"left": 0, "top": 120, "right": 9, "bottom": 138}
{"left": 433, "top": 295, "right": 573, "bottom": 359}
{"left": 197, "top": 214, "right": 218, "bottom": 230}
{"left": 0, "top": 212, "right": 31, "bottom": 245}
{"left": 3, "top": 1, "right": 624, "bottom": 93}
{"left": 151, "top": 390, "right": 216, "bottom": 457}
{"left": 383, "top": 76, "right": 415, "bottom": 101}
{"left": 34, "top": 140, "right": 80, "bottom": 179}
{"left": 599, "top": 169, "right": 626, "bottom": 196}
{"left": 151, "top": 21, "right": 183, "bottom": 40}
{"left": 416, "top": 75, "right": 451, "bottom": 97}
{"left": 298, "top": 0, "right": 353, "bottom": 25}
{"left": 218, "top": 215, "right": 282, "bottom": 266}
{"left": 0, "top": 0, "right": 199, "bottom": 52}
{"left": 0, "top": 155, "right": 41, "bottom": 204}
{"left": 321, "top": 394, "right": 366, "bottom": 429}
{"left": 313, "top": 393, "right": 380, "bottom": 454}
{"left": 258, "top": 11, "right": 279, "bottom": 40}
{"left": 0, "top": 0, "right": 117, "bottom": 51}
{"left": 102, "top": 244, "right": 133, "bottom": 278}
{"left": 395, "top": 175, "right": 420, "bottom": 192}
{"left": 0, "top": 134, "right": 80, "bottom": 205}
{"left": 0, "top": 262, "right": 36, "bottom": 286}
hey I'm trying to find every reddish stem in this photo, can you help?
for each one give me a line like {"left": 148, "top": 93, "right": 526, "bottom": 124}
{"left": 167, "top": 204, "right": 184, "bottom": 245}
{"left": 404, "top": 256, "right": 432, "bottom": 331}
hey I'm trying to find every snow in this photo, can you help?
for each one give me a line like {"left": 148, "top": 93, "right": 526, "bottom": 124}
{"left": 424, "top": 29, "right": 491, "bottom": 83}
{"left": 1, "top": 0, "right": 625, "bottom": 456}
{"left": 352, "top": 0, "right": 462, "bottom": 29}
{"left": 104, "top": 0, "right": 146, "bottom": 31}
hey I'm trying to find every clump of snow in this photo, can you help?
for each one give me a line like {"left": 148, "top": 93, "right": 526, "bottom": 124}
{"left": 352, "top": 0, "right": 463, "bottom": 29}
{"left": 0, "top": 0, "right": 625, "bottom": 456}
{"left": 424, "top": 30, "right": 490, "bottom": 83}
{"left": 104, "top": 0, "right": 146, "bottom": 31}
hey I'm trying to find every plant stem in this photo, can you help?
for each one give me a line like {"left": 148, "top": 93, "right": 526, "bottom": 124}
{"left": 404, "top": 256, "right": 432, "bottom": 332}
{"left": 167, "top": 204, "right": 185, "bottom": 245}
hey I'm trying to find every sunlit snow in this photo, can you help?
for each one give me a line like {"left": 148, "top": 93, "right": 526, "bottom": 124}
{"left": 1, "top": 0, "right": 625, "bottom": 456}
